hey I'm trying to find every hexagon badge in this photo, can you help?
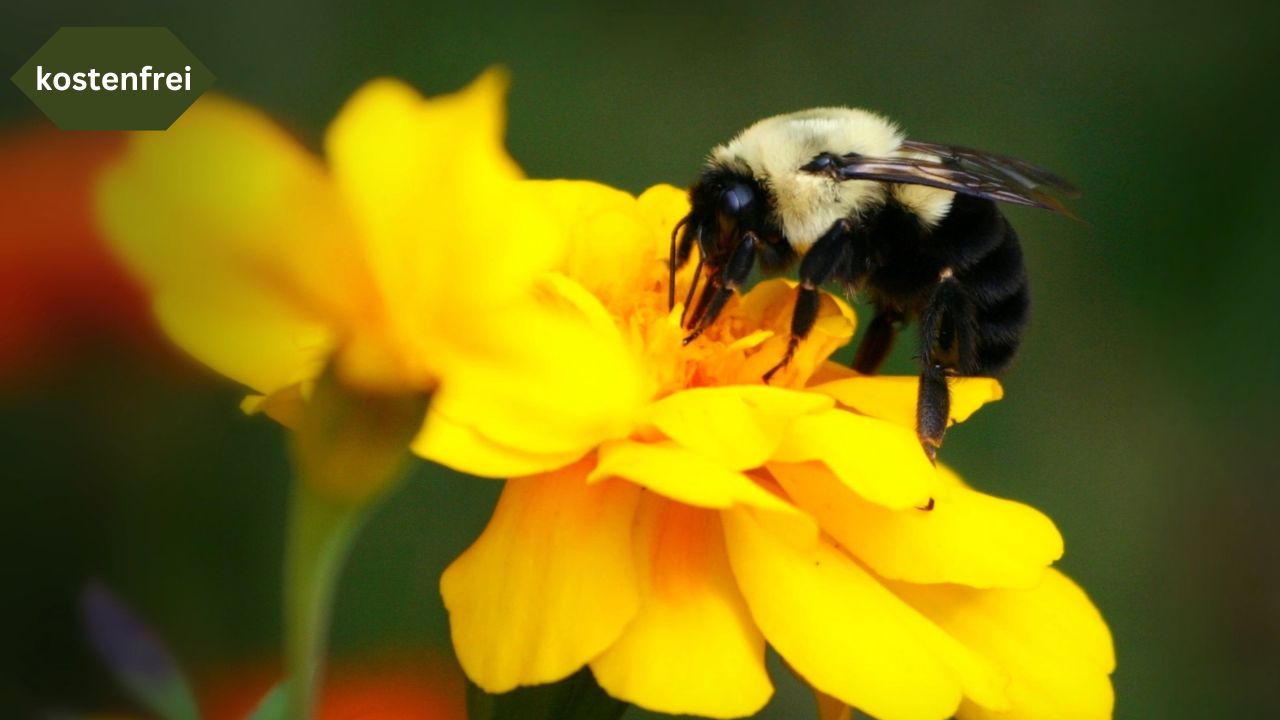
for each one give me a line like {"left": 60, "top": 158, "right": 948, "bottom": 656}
{"left": 11, "top": 27, "right": 215, "bottom": 130}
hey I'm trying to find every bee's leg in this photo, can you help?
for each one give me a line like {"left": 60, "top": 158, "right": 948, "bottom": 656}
{"left": 917, "top": 363, "right": 950, "bottom": 464}
{"left": 669, "top": 216, "right": 699, "bottom": 310}
{"left": 916, "top": 271, "right": 975, "bottom": 462}
{"left": 683, "top": 232, "right": 758, "bottom": 344}
{"left": 762, "top": 220, "right": 852, "bottom": 383}
{"left": 678, "top": 255, "right": 706, "bottom": 327}
{"left": 852, "top": 307, "right": 903, "bottom": 375}
{"left": 683, "top": 264, "right": 717, "bottom": 329}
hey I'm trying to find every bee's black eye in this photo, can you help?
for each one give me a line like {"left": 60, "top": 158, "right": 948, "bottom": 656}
{"left": 801, "top": 153, "right": 843, "bottom": 173}
{"left": 720, "top": 183, "right": 755, "bottom": 218}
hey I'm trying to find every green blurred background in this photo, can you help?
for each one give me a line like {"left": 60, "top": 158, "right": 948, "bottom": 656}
{"left": 2, "top": 1, "right": 1278, "bottom": 717}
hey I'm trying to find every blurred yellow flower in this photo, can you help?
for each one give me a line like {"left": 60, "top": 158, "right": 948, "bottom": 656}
{"left": 437, "top": 182, "right": 1115, "bottom": 720}
{"left": 97, "top": 70, "right": 643, "bottom": 456}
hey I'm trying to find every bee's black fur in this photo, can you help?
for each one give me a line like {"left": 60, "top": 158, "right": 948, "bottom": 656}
{"left": 859, "top": 192, "right": 1029, "bottom": 378}
{"left": 675, "top": 175, "right": 1031, "bottom": 458}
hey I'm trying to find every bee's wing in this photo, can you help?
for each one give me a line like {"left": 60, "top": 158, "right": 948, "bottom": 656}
{"left": 899, "top": 140, "right": 1080, "bottom": 196}
{"left": 812, "top": 139, "right": 1079, "bottom": 218}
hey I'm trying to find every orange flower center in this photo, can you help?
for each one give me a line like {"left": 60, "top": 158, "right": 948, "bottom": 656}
{"left": 602, "top": 246, "right": 853, "bottom": 401}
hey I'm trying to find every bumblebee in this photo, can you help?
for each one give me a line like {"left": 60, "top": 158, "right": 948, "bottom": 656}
{"left": 671, "top": 108, "right": 1077, "bottom": 459}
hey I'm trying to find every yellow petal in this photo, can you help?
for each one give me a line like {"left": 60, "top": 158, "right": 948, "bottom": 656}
{"left": 240, "top": 381, "right": 310, "bottom": 428}
{"left": 406, "top": 182, "right": 651, "bottom": 464}
{"left": 97, "top": 94, "right": 360, "bottom": 395}
{"left": 737, "top": 278, "right": 856, "bottom": 335}
{"left": 772, "top": 463, "right": 1062, "bottom": 588}
{"left": 419, "top": 276, "right": 648, "bottom": 463}
{"left": 730, "top": 280, "right": 856, "bottom": 387}
{"left": 812, "top": 375, "right": 1004, "bottom": 430}
{"left": 642, "top": 385, "right": 833, "bottom": 471}
{"left": 591, "top": 498, "right": 771, "bottom": 718}
{"left": 890, "top": 571, "right": 1115, "bottom": 720}
{"left": 325, "top": 70, "right": 524, "bottom": 294}
{"left": 441, "top": 459, "right": 642, "bottom": 691}
{"left": 412, "top": 408, "right": 587, "bottom": 478}
{"left": 151, "top": 290, "right": 331, "bottom": 396}
{"left": 806, "top": 361, "right": 858, "bottom": 385}
{"left": 590, "top": 440, "right": 797, "bottom": 515}
{"left": 324, "top": 70, "right": 568, "bottom": 383}
{"left": 723, "top": 507, "right": 1008, "bottom": 720}
{"left": 636, "top": 184, "right": 694, "bottom": 261}
{"left": 326, "top": 104, "right": 653, "bottom": 458}
{"left": 522, "top": 180, "right": 657, "bottom": 306}
{"left": 771, "top": 409, "right": 939, "bottom": 510}
{"left": 634, "top": 183, "right": 709, "bottom": 317}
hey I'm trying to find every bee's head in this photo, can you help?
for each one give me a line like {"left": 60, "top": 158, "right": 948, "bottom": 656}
{"left": 680, "top": 167, "right": 768, "bottom": 267}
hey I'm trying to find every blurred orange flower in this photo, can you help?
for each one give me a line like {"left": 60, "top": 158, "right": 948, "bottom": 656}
{"left": 0, "top": 124, "right": 154, "bottom": 379}
{"left": 200, "top": 658, "right": 465, "bottom": 720}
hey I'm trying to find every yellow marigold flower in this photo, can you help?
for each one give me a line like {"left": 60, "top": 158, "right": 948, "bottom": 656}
{"left": 96, "top": 71, "right": 644, "bottom": 462}
{"left": 437, "top": 181, "right": 1114, "bottom": 720}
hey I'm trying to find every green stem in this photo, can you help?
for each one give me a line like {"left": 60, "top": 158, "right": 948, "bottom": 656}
{"left": 279, "top": 369, "right": 431, "bottom": 720}
{"left": 283, "top": 480, "right": 370, "bottom": 720}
